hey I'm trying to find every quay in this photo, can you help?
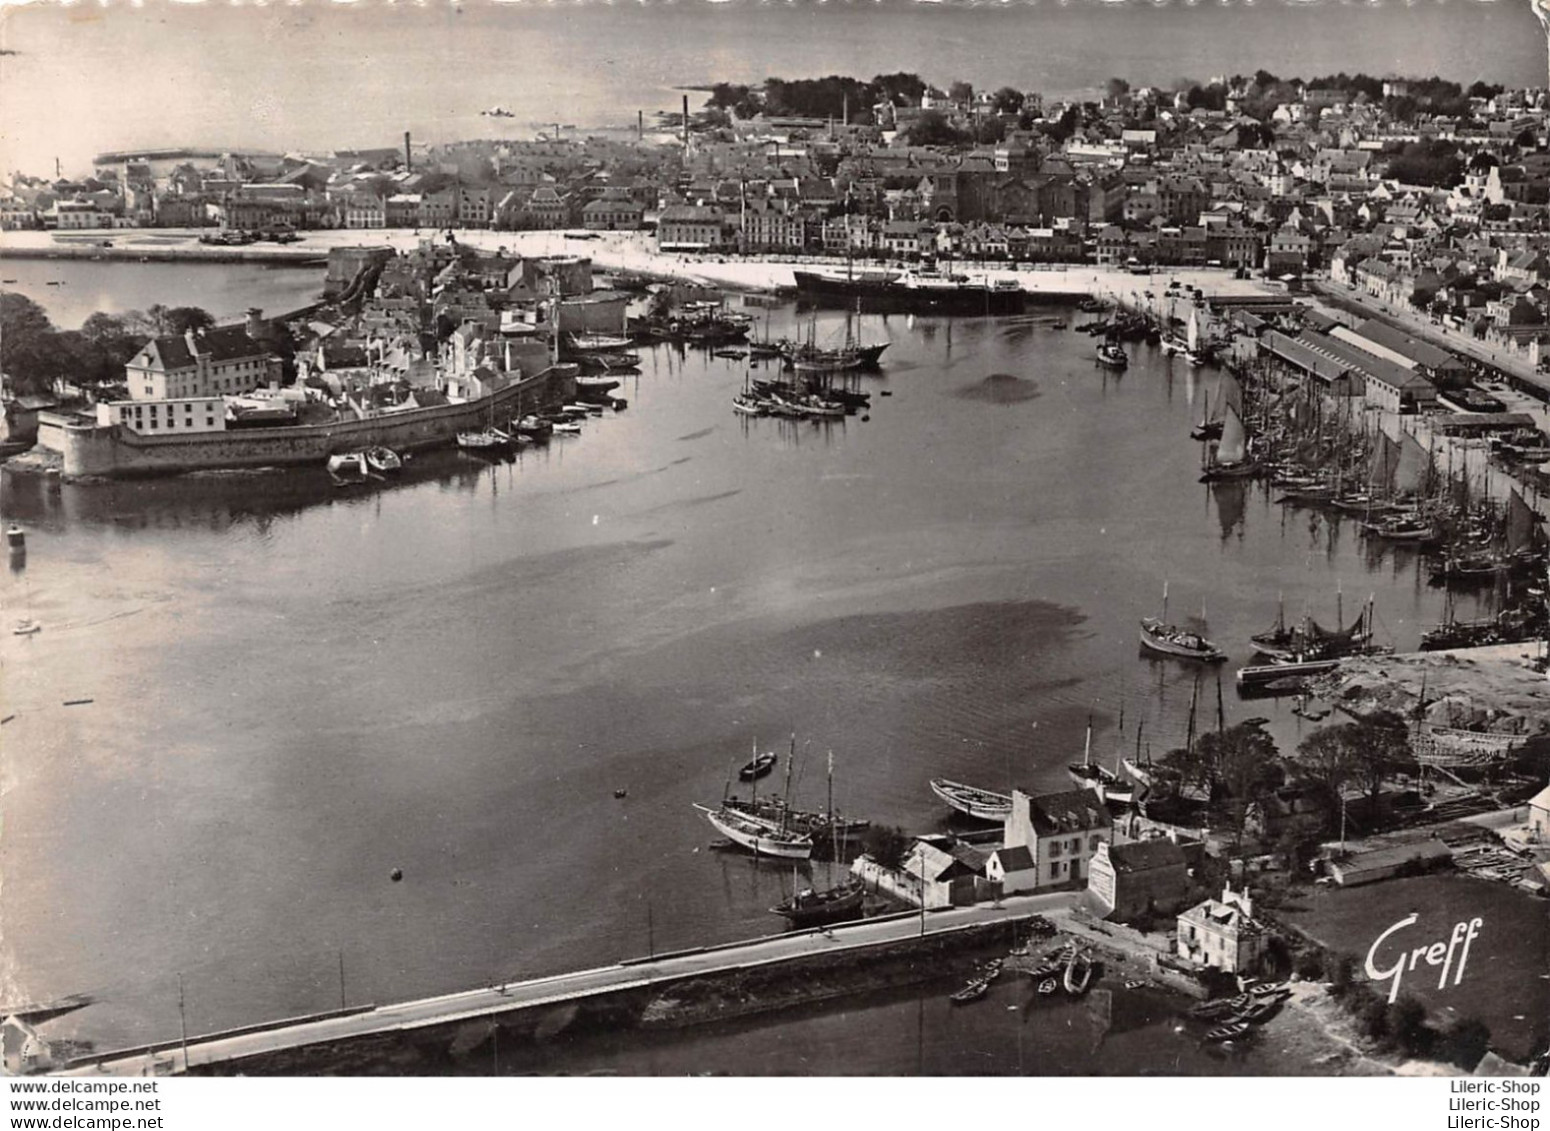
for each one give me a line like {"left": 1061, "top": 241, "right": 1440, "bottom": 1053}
{"left": 62, "top": 891, "right": 1075, "bottom": 1077}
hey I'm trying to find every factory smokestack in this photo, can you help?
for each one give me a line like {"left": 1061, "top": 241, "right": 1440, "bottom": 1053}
{"left": 404, "top": 131, "right": 412, "bottom": 172}
{"left": 638, "top": 109, "right": 644, "bottom": 141}
{"left": 683, "top": 93, "right": 690, "bottom": 147}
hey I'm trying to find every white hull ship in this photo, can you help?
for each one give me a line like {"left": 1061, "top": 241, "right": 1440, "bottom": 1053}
{"left": 929, "top": 778, "right": 1012, "bottom": 822}
{"left": 697, "top": 804, "right": 813, "bottom": 859}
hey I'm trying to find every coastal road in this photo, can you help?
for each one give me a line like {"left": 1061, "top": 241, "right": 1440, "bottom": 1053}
{"left": 1311, "top": 278, "right": 1550, "bottom": 412}
{"left": 66, "top": 891, "right": 1077, "bottom": 1076}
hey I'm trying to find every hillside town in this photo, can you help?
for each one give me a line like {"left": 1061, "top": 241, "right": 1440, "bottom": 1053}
{"left": 10, "top": 71, "right": 1550, "bottom": 378}
{"left": 3, "top": 65, "right": 1549, "bottom": 1083}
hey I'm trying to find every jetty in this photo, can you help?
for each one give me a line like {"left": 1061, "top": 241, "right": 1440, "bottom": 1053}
{"left": 61, "top": 891, "right": 1074, "bottom": 1076}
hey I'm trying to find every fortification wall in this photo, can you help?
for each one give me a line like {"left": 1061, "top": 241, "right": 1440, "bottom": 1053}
{"left": 61, "top": 369, "right": 573, "bottom": 479}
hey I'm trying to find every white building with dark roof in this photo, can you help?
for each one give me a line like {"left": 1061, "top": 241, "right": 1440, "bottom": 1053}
{"left": 124, "top": 325, "right": 280, "bottom": 403}
{"left": 1002, "top": 788, "right": 1114, "bottom": 890}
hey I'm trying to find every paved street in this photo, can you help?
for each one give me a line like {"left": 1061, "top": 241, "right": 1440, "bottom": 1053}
{"left": 67, "top": 891, "right": 1076, "bottom": 1077}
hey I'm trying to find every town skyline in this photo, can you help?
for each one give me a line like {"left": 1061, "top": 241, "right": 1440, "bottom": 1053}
{"left": 3, "top": 0, "right": 1546, "bottom": 178}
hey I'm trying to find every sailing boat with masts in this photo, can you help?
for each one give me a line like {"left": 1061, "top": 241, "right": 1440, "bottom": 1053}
{"left": 1140, "top": 581, "right": 1228, "bottom": 662}
{"left": 697, "top": 735, "right": 814, "bottom": 859}
{"left": 1066, "top": 715, "right": 1137, "bottom": 804}
{"left": 771, "top": 750, "right": 866, "bottom": 926}
{"left": 1198, "top": 397, "right": 1256, "bottom": 482}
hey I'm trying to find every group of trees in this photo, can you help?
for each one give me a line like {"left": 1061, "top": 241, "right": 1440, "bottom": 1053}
{"left": 0, "top": 293, "right": 213, "bottom": 398}
{"left": 1318, "top": 951, "right": 1494, "bottom": 1069}
{"left": 1384, "top": 139, "right": 1465, "bottom": 188}
{"left": 1153, "top": 710, "right": 1415, "bottom": 845}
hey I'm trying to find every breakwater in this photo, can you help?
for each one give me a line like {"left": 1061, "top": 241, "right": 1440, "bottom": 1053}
{"left": 62, "top": 897, "right": 1066, "bottom": 1076}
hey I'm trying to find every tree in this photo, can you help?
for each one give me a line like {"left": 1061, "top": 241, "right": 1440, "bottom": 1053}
{"left": 1344, "top": 711, "right": 1411, "bottom": 811}
{"left": 1296, "top": 712, "right": 1410, "bottom": 827}
{"left": 706, "top": 82, "right": 764, "bottom": 119}
{"left": 863, "top": 824, "right": 910, "bottom": 871}
{"left": 1203, "top": 724, "right": 1284, "bottom": 840}
{"left": 162, "top": 307, "right": 215, "bottom": 336}
{"left": 1386, "top": 994, "right": 1431, "bottom": 1055}
{"left": 1105, "top": 77, "right": 1131, "bottom": 103}
{"left": 904, "top": 110, "right": 966, "bottom": 148}
{"left": 990, "top": 86, "right": 1025, "bottom": 116}
{"left": 948, "top": 80, "right": 974, "bottom": 106}
{"left": 972, "top": 116, "right": 1007, "bottom": 145}
{"left": 872, "top": 71, "right": 928, "bottom": 108}
{"left": 1235, "top": 121, "right": 1276, "bottom": 149}
{"left": 1435, "top": 1017, "right": 1492, "bottom": 1070}
{"left": 1467, "top": 81, "right": 1503, "bottom": 101}
{"left": 0, "top": 292, "right": 65, "bottom": 397}
{"left": 1045, "top": 104, "right": 1081, "bottom": 144}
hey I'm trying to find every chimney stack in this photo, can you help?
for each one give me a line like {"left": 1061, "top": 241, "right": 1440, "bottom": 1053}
{"left": 638, "top": 109, "right": 644, "bottom": 142}
{"left": 404, "top": 131, "right": 412, "bottom": 172}
{"left": 683, "top": 94, "right": 690, "bottom": 148}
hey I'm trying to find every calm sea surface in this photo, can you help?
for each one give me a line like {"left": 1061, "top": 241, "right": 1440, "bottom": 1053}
{"left": 0, "top": 269, "right": 1500, "bottom": 1070}
{"left": 0, "top": 1, "right": 1545, "bottom": 174}
{"left": 0, "top": 257, "right": 325, "bottom": 329}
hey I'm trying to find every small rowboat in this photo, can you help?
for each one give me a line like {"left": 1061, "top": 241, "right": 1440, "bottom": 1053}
{"left": 1037, "top": 978, "right": 1058, "bottom": 995}
{"left": 950, "top": 979, "right": 990, "bottom": 1005}
{"left": 739, "top": 751, "right": 777, "bottom": 781}
{"left": 1205, "top": 1021, "right": 1251, "bottom": 1043}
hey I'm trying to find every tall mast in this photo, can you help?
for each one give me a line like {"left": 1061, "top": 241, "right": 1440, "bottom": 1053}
{"left": 1084, "top": 715, "right": 1093, "bottom": 768}
{"left": 782, "top": 733, "right": 797, "bottom": 832}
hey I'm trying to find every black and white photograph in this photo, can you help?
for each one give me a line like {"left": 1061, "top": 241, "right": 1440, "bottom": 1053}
{"left": 1, "top": 0, "right": 1547, "bottom": 1100}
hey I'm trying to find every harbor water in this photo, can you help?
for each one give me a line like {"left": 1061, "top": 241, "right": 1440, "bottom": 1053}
{"left": 0, "top": 256, "right": 325, "bottom": 328}
{"left": 0, "top": 288, "right": 1488, "bottom": 1068}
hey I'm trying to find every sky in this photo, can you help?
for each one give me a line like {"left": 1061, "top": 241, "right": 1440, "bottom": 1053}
{"left": 2, "top": 0, "right": 1546, "bottom": 180}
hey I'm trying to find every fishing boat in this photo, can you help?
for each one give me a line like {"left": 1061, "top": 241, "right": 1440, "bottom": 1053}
{"left": 1062, "top": 949, "right": 1094, "bottom": 995}
{"left": 1066, "top": 717, "right": 1137, "bottom": 804}
{"left": 1204, "top": 1020, "right": 1251, "bottom": 1042}
{"left": 950, "top": 978, "right": 991, "bottom": 1005}
{"left": 695, "top": 804, "right": 813, "bottom": 859}
{"left": 1097, "top": 341, "right": 1129, "bottom": 369}
{"left": 456, "top": 429, "right": 509, "bottom": 452}
{"left": 772, "top": 879, "right": 866, "bottom": 927}
{"left": 1140, "top": 616, "right": 1227, "bottom": 662}
{"left": 364, "top": 447, "right": 402, "bottom": 474}
{"left": 1187, "top": 999, "right": 1238, "bottom": 1021}
{"left": 1190, "top": 369, "right": 1230, "bottom": 441}
{"left": 327, "top": 451, "right": 369, "bottom": 478}
{"left": 729, "top": 748, "right": 872, "bottom": 853}
{"left": 1198, "top": 401, "right": 1256, "bottom": 482}
{"left": 551, "top": 420, "right": 583, "bottom": 434}
{"left": 732, "top": 392, "right": 767, "bottom": 416}
{"left": 1236, "top": 998, "right": 1282, "bottom": 1024}
{"left": 515, "top": 415, "right": 554, "bottom": 440}
{"left": 575, "top": 374, "right": 623, "bottom": 394}
{"left": 739, "top": 749, "right": 778, "bottom": 781}
{"left": 1251, "top": 593, "right": 1375, "bottom": 663}
{"left": 929, "top": 778, "right": 1013, "bottom": 822}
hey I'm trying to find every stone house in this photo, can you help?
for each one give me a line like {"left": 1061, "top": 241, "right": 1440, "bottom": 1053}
{"left": 1175, "top": 884, "right": 1269, "bottom": 975}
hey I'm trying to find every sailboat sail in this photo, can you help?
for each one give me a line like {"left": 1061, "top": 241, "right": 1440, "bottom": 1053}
{"left": 1216, "top": 403, "right": 1247, "bottom": 465}
{"left": 1372, "top": 432, "right": 1400, "bottom": 496}
{"left": 1394, "top": 431, "right": 1431, "bottom": 497}
{"left": 1219, "top": 371, "right": 1244, "bottom": 416}
{"left": 1506, "top": 489, "right": 1540, "bottom": 555}
{"left": 1187, "top": 309, "right": 1200, "bottom": 353}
